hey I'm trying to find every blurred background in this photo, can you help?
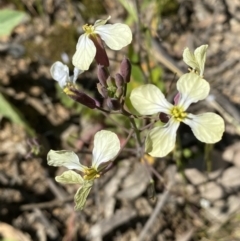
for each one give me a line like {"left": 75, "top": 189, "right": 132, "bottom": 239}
{"left": 1, "top": 0, "right": 240, "bottom": 240}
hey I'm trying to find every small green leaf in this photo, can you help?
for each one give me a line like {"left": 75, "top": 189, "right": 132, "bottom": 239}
{"left": 0, "top": 9, "right": 26, "bottom": 37}
{"left": 74, "top": 181, "right": 94, "bottom": 210}
{"left": 0, "top": 93, "right": 34, "bottom": 135}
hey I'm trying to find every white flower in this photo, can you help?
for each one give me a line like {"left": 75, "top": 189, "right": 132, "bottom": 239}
{"left": 130, "top": 73, "right": 225, "bottom": 158}
{"left": 50, "top": 61, "right": 83, "bottom": 88}
{"left": 47, "top": 130, "right": 120, "bottom": 210}
{"left": 183, "top": 45, "right": 208, "bottom": 77}
{"left": 72, "top": 16, "right": 132, "bottom": 70}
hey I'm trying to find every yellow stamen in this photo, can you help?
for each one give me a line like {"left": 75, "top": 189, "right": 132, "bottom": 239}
{"left": 63, "top": 83, "right": 75, "bottom": 95}
{"left": 82, "top": 24, "right": 95, "bottom": 36}
{"left": 170, "top": 106, "right": 187, "bottom": 122}
{"left": 83, "top": 167, "right": 100, "bottom": 181}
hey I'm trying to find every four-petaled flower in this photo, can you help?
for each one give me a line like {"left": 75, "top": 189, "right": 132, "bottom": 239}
{"left": 47, "top": 130, "right": 120, "bottom": 210}
{"left": 130, "top": 72, "right": 225, "bottom": 158}
{"left": 72, "top": 16, "right": 132, "bottom": 71}
{"left": 50, "top": 61, "right": 98, "bottom": 109}
{"left": 183, "top": 44, "right": 208, "bottom": 77}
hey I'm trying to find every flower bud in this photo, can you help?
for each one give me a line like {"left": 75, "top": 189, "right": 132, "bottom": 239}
{"left": 115, "top": 87, "right": 123, "bottom": 99}
{"left": 115, "top": 73, "right": 124, "bottom": 88}
{"left": 97, "top": 83, "right": 108, "bottom": 98}
{"left": 106, "top": 98, "right": 121, "bottom": 111}
{"left": 159, "top": 112, "right": 170, "bottom": 123}
{"left": 97, "top": 65, "right": 109, "bottom": 86}
{"left": 106, "top": 77, "right": 116, "bottom": 87}
{"left": 120, "top": 57, "right": 131, "bottom": 83}
{"left": 65, "top": 87, "right": 99, "bottom": 109}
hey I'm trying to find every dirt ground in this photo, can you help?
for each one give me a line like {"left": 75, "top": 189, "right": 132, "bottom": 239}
{"left": 1, "top": 0, "right": 240, "bottom": 241}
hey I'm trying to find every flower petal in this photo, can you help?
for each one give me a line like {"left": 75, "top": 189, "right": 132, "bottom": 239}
{"left": 145, "top": 118, "right": 180, "bottom": 157}
{"left": 94, "top": 16, "right": 111, "bottom": 28}
{"left": 74, "top": 180, "right": 94, "bottom": 210}
{"left": 177, "top": 73, "right": 210, "bottom": 110}
{"left": 92, "top": 130, "right": 120, "bottom": 169}
{"left": 183, "top": 45, "right": 208, "bottom": 77}
{"left": 55, "top": 170, "right": 84, "bottom": 184}
{"left": 72, "top": 34, "right": 96, "bottom": 70}
{"left": 183, "top": 113, "right": 225, "bottom": 143}
{"left": 95, "top": 23, "right": 132, "bottom": 50}
{"left": 71, "top": 67, "right": 84, "bottom": 83}
{"left": 130, "top": 84, "right": 172, "bottom": 115}
{"left": 183, "top": 47, "right": 197, "bottom": 70}
{"left": 47, "top": 150, "right": 85, "bottom": 171}
{"left": 50, "top": 61, "right": 69, "bottom": 88}
{"left": 194, "top": 45, "right": 208, "bottom": 76}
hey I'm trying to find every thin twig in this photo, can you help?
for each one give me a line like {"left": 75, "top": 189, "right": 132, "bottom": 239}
{"left": 139, "top": 119, "right": 158, "bottom": 131}
{"left": 138, "top": 166, "right": 176, "bottom": 241}
{"left": 138, "top": 192, "right": 171, "bottom": 241}
{"left": 101, "top": 111, "right": 130, "bottom": 134}
{"left": 129, "top": 117, "right": 142, "bottom": 146}
{"left": 20, "top": 196, "right": 74, "bottom": 211}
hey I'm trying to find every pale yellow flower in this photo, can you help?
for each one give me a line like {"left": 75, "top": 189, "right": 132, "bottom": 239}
{"left": 130, "top": 73, "right": 224, "bottom": 158}
{"left": 47, "top": 130, "right": 120, "bottom": 210}
{"left": 183, "top": 45, "right": 208, "bottom": 77}
{"left": 72, "top": 16, "right": 132, "bottom": 70}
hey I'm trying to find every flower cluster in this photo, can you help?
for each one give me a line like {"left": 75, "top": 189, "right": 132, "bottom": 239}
{"left": 48, "top": 15, "right": 225, "bottom": 211}
{"left": 97, "top": 57, "right": 131, "bottom": 110}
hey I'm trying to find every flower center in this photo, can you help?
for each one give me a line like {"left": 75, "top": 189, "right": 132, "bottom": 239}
{"left": 83, "top": 167, "right": 100, "bottom": 180}
{"left": 170, "top": 106, "right": 187, "bottom": 122}
{"left": 63, "top": 83, "right": 76, "bottom": 95}
{"left": 82, "top": 24, "right": 95, "bottom": 35}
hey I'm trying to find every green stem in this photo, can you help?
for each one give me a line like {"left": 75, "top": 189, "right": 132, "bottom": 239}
{"left": 129, "top": 117, "right": 142, "bottom": 146}
{"left": 174, "top": 135, "right": 185, "bottom": 179}
{"left": 204, "top": 143, "right": 213, "bottom": 173}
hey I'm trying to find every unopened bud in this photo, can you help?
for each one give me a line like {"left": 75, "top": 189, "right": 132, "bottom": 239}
{"left": 66, "top": 87, "right": 99, "bottom": 109}
{"left": 97, "top": 83, "right": 108, "bottom": 98}
{"left": 97, "top": 65, "right": 109, "bottom": 86}
{"left": 115, "top": 73, "right": 124, "bottom": 87}
{"left": 159, "top": 112, "right": 170, "bottom": 123}
{"left": 106, "top": 98, "right": 121, "bottom": 111}
{"left": 106, "top": 77, "right": 116, "bottom": 87}
{"left": 120, "top": 57, "right": 131, "bottom": 83}
{"left": 115, "top": 87, "right": 123, "bottom": 99}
